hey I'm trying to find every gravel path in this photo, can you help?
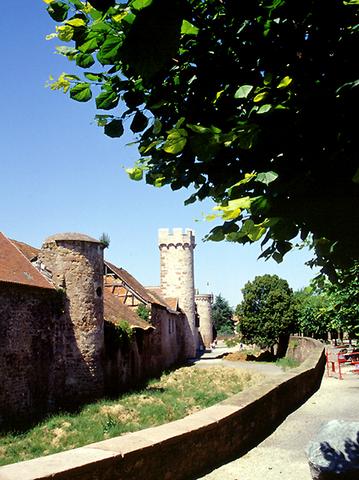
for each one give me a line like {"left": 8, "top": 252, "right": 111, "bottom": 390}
{"left": 196, "top": 370, "right": 359, "bottom": 480}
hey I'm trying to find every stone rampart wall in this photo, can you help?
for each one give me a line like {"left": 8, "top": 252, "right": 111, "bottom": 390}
{"left": 0, "top": 283, "right": 62, "bottom": 428}
{"left": 104, "top": 306, "right": 186, "bottom": 394}
{"left": 0, "top": 339, "right": 325, "bottom": 479}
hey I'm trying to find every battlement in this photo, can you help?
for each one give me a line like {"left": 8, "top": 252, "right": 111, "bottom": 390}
{"left": 158, "top": 228, "right": 196, "bottom": 248}
{"left": 195, "top": 293, "right": 214, "bottom": 303}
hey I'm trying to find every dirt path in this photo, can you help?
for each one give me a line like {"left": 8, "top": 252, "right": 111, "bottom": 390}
{"left": 196, "top": 372, "right": 359, "bottom": 480}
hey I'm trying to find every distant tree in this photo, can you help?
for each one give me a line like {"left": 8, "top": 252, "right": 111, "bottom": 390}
{"left": 212, "top": 294, "right": 234, "bottom": 336}
{"left": 236, "top": 274, "right": 297, "bottom": 357}
{"left": 99, "top": 232, "right": 110, "bottom": 248}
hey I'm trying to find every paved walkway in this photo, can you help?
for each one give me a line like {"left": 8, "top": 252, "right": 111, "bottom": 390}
{"left": 191, "top": 343, "right": 284, "bottom": 377}
{"left": 196, "top": 367, "right": 359, "bottom": 480}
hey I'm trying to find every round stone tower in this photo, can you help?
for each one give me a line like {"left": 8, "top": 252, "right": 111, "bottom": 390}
{"left": 195, "top": 293, "right": 214, "bottom": 348}
{"left": 158, "top": 228, "right": 197, "bottom": 358}
{"left": 40, "top": 233, "right": 104, "bottom": 403}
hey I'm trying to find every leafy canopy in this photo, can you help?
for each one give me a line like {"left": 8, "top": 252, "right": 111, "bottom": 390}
{"left": 320, "top": 262, "right": 359, "bottom": 337}
{"left": 294, "top": 287, "right": 330, "bottom": 339}
{"left": 45, "top": 0, "right": 359, "bottom": 276}
{"left": 236, "top": 274, "right": 297, "bottom": 350}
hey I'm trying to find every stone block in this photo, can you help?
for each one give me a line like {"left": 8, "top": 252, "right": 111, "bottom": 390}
{"left": 307, "top": 420, "right": 359, "bottom": 479}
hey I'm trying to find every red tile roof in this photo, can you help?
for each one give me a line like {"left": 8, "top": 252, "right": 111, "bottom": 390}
{"left": 105, "top": 261, "right": 169, "bottom": 308}
{"left": 104, "top": 289, "right": 153, "bottom": 330}
{"left": 0, "top": 233, "right": 54, "bottom": 290}
{"left": 146, "top": 288, "right": 178, "bottom": 312}
{"left": 10, "top": 239, "right": 40, "bottom": 262}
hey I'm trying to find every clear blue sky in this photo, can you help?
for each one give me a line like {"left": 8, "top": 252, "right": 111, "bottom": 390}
{"left": 0, "top": 1, "right": 318, "bottom": 306}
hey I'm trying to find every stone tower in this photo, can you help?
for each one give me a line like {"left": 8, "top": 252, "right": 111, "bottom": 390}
{"left": 195, "top": 293, "right": 214, "bottom": 348}
{"left": 40, "top": 233, "right": 104, "bottom": 404}
{"left": 158, "top": 228, "right": 197, "bottom": 358}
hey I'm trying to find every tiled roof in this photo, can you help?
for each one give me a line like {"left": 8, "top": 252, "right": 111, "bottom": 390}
{"left": 10, "top": 239, "right": 40, "bottom": 262}
{"left": 164, "top": 297, "right": 179, "bottom": 311}
{"left": 146, "top": 287, "right": 178, "bottom": 312}
{"left": 104, "top": 288, "right": 153, "bottom": 330}
{"left": 0, "top": 233, "right": 55, "bottom": 290}
{"left": 104, "top": 261, "right": 168, "bottom": 308}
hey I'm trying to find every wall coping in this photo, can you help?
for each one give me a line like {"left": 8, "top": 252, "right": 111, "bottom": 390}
{"left": 0, "top": 339, "right": 325, "bottom": 480}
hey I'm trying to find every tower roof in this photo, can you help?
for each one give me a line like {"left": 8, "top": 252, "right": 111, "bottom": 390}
{"left": 43, "top": 232, "right": 102, "bottom": 244}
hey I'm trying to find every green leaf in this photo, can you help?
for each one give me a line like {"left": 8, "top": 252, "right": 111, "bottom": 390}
{"left": 255, "top": 171, "right": 278, "bottom": 185}
{"left": 55, "top": 46, "right": 78, "bottom": 58}
{"left": 130, "top": 111, "right": 148, "bottom": 133}
{"left": 95, "top": 90, "right": 119, "bottom": 110}
{"left": 234, "top": 85, "right": 253, "bottom": 99}
{"left": 104, "top": 119, "right": 124, "bottom": 138}
{"left": 257, "top": 104, "right": 272, "bottom": 114}
{"left": 263, "top": 73, "right": 272, "bottom": 85}
{"left": 277, "top": 76, "right": 293, "bottom": 89}
{"left": 66, "top": 18, "right": 86, "bottom": 27}
{"left": 253, "top": 91, "right": 268, "bottom": 103}
{"left": 84, "top": 72, "right": 104, "bottom": 81}
{"left": 163, "top": 129, "right": 188, "bottom": 155}
{"left": 57, "top": 25, "right": 74, "bottom": 42}
{"left": 126, "top": 167, "right": 143, "bottom": 181}
{"left": 78, "top": 32, "right": 99, "bottom": 53}
{"left": 95, "top": 114, "right": 113, "bottom": 126}
{"left": 272, "top": 252, "right": 283, "bottom": 263}
{"left": 241, "top": 220, "right": 266, "bottom": 241}
{"left": 207, "top": 226, "right": 225, "bottom": 242}
{"left": 47, "top": 1, "right": 69, "bottom": 22}
{"left": 97, "top": 36, "right": 122, "bottom": 65}
{"left": 181, "top": 20, "right": 199, "bottom": 35}
{"left": 131, "top": 0, "right": 153, "bottom": 10}
{"left": 69, "top": 83, "right": 92, "bottom": 102}
{"left": 76, "top": 53, "right": 95, "bottom": 68}
{"left": 153, "top": 118, "right": 162, "bottom": 134}
{"left": 352, "top": 168, "right": 359, "bottom": 184}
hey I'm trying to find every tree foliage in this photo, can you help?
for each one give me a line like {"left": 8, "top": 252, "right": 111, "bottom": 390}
{"left": 211, "top": 294, "right": 234, "bottom": 336}
{"left": 294, "top": 287, "right": 330, "bottom": 339}
{"left": 45, "top": 0, "right": 358, "bottom": 275}
{"left": 321, "top": 262, "right": 359, "bottom": 337}
{"left": 236, "top": 274, "right": 297, "bottom": 354}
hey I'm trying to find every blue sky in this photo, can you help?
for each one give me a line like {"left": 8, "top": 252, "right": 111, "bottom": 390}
{"left": 0, "top": 1, "right": 318, "bottom": 306}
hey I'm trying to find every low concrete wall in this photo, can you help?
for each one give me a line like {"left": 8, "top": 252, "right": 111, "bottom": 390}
{"left": 0, "top": 340, "right": 325, "bottom": 480}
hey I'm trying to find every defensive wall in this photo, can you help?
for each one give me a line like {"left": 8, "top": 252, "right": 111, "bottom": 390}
{"left": 0, "top": 338, "right": 325, "bottom": 480}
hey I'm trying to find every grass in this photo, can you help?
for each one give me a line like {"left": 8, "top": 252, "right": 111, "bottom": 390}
{"left": 275, "top": 357, "right": 301, "bottom": 370}
{"left": 0, "top": 366, "right": 263, "bottom": 467}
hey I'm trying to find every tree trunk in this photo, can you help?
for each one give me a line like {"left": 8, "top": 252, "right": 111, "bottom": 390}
{"left": 277, "top": 334, "right": 290, "bottom": 358}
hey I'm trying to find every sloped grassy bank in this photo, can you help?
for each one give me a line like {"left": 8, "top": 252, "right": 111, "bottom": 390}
{"left": 0, "top": 366, "right": 263, "bottom": 466}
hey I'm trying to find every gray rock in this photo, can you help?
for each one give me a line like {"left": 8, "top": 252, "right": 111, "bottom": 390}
{"left": 307, "top": 420, "right": 359, "bottom": 479}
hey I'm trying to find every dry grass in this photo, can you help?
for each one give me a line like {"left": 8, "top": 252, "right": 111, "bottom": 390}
{"left": 0, "top": 366, "right": 263, "bottom": 467}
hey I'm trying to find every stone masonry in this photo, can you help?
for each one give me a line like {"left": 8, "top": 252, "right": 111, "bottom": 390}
{"left": 159, "top": 228, "right": 198, "bottom": 358}
{"left": 39, "top": 233, "right": 105, "bottom": 404}
{"left": 195, "top": 293, "right": 214, "bottom": 348}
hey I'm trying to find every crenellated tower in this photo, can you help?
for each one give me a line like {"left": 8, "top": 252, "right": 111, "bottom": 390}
{"left": 195, "top": 293, "right": 214, "bottom": 348}
{"left": 158, "top": 228, "right": 198, "bottom": 358}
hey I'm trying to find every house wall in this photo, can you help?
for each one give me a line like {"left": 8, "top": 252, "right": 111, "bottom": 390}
{"left": 0, "top": 283, "right": 62, "bottom": 428}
